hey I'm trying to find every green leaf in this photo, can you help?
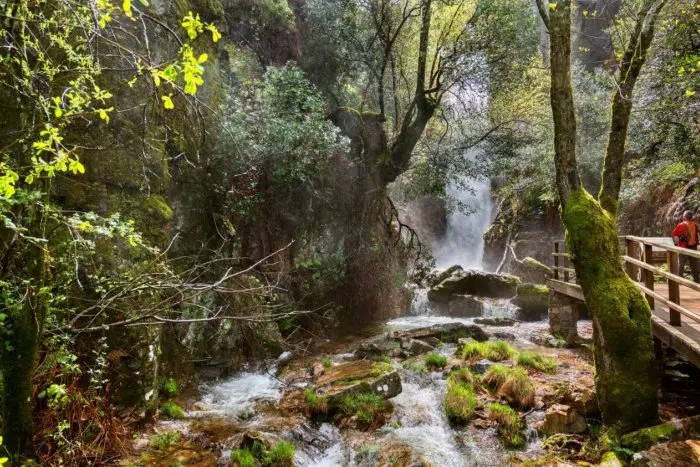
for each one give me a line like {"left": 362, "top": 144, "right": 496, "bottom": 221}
{"left": 123, "top": 0, "right": 134, "bottom": 18}
{"left": 139, "top": 0, "right": 150, "bottom": 5}
{"left": 162, "top": 95, "right": 175, "bottom": 110}
{"left": 198, "top": 53, "right": 208, "bottom": 64}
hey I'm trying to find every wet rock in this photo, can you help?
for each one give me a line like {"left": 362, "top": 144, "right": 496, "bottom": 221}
{"left": 543, "top": 382, "right": 599, "bottom": 418}
{"left": 374, "top": 441, "right": 432, "bottom": 467}
{"left": 530, "top": 331, "right": 568, "bottom": 348}
{"left": 355, "top": 342, "right": 393, "bottom": 359}
{"left": 474, "top": 317, "right": 516, "bottom": 327}
{"left": 633, "top": 440, "right": 700, "bottom": 466}
{"left": 512, "top": 284, "right": 549, "bottom": 321}
{"left": 489, "top": 331, "right": 517, "bottom": 341}
{"left": 469, "top": 359, "right": 498, "bottom": 375}
{"left": 428, "top": 269, "right": 520, "bottom": 300}
{"left": 390, "top": 322, "right": 488, "bottom": 344}
{"left": 431, "top": 264, "right": 464, "bottom": 287}
{"left": 621, "top": 414, "right": 700, "bottom": 451}
{"left": 443, "top": 295, "right": 485, "bottom": 317}
{"left": 400, "top": 338, "right": 435, "bottom": 356}
{"left": 314, "top": 360, "right": 402, "bottom": 405}
{"left": 537, "top": 404, "right": 586, "bottom": 435}
{"left": 421, "top": 337, "right": 441, "bottom": 347}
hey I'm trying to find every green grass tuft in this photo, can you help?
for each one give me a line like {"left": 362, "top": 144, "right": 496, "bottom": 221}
{"left": 425, "top": 352, "right": 448, "bottom": 369}
{"left": 483, "top": 364, "right": 511, "bottom": 389}
{"left": 339, "top": 392, "right": 387, "bottom": 427}
{"left": 487, "top": 403, "right": 525, "bottom": 448}
{"left": 461, "top": 341, "right": 516, "bottom": 361}
{"left": 150, "top": 431, "right": 181, "bottom": 450}
{"left": 160, "top": 401, "right": 186, "bottom": 419}
{"left": 263, "top": 441, "right": 295, "bottom": 466}
{"left": 483, "top": 365, "right": 535, "bottom": 408}
{"left": 447, "top": 367, "right": 477, "bottom": 387}
{"left": 304, "top": 388, "right": 328, "bottom": 415}
{"left": 444, "top": 381, "right": 478, "bottom": 424}
{"left": 321, "top": 358, "right": 332, "bottom": 368}
{"left": 517, "top": 351, "right": 557, "bottom": 374}
{"left": 405, "top": 361, "right": 428, "bottom": 373}
{"left": 231, "top": 447, "right": 256, "bottom": 467}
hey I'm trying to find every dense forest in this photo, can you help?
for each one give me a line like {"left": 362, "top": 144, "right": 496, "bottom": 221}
{"left": 0, "top": 0, "right": 698, "bottom": 465}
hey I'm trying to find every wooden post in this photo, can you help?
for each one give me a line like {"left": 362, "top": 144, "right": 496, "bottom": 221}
{"left": 554, "top": 242, "right": 560, "bottom": 280}
{"left": 563, "top": 243, "right": 570, "bottom": 283}
{"left": 644, "top": 243, "right": 654, "bottom": 308}
{"left": 626, "top": 238, "right": 638, "bottom": 281}
{"left": 667, "top": 250, "right": 681, "bottom": 326}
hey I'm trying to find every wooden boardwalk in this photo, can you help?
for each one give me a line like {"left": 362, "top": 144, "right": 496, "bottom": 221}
{"left": 548, "top": 236, "right": 700, "bottom": 368}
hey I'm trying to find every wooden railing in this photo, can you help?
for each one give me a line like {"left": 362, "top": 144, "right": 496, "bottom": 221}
{"left": 552, "top": 236, "right": 700, "bottom": 328}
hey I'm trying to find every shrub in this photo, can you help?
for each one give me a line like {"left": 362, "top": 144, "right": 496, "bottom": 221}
{"left": 483, "top": 364, "right": 511, "bottom": 389}
{"left": 447, "top": 367, "right": 477, "bottom": 387}
{"left": 499, "top": 367, "right": 536, "bottom": 408}
{"left": 160, "top": 401, "right": 186, "bottom": 419}
{"left": 339, "top": 393, "right": 387, "bottom": 427}
{"left": 150, "top": 431, "right": 181, "bottom": 450}
{"left": 425, "top": 352, "right": 448, "bottom": 369}
{"left": 461, "top": 341, "right": 515, "bottom": 361}
{"left": 303, "top": 388, "right": 328, "bottom": 415}
{"left": 263, "top": 441, "right": 295, "bottom": 466}
{"left": 231, "top": 447, "right": 256, "bottom": 467}
{"left": 161, "top": 378, "right": 179, "bottom": 398}
{"left": 487, "top": 403, "right": 525, "bottom": 448}
{"left": 517, "top": 351, "right": 557, "bottom": 374}
{"left": 371, "top": 354, "right": 392, "bottom": 364}
{"left": 321, "top": 358, "right": 332, "bottom": 368}
{"left": 444, "top": 382, "right": 478, "bottom": 424}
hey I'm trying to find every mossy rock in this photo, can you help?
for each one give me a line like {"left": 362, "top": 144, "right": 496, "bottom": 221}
{"left": 511, "top": 284, "right": 549, "bottom": 321}
{"left": 314, "top": 360, "right": 402, "bottom": 406}
{"left": 599, "top": 451, "right": 624, "bottom": 467}
{"left": 620, "top": 415, "right": 700, "bottom": 451}
{"left": 428, "top": 269, "right": 520, "bottom": 300}
{"left": 511, "top": 257, "right": 553, "bottom": 283}
{"left": 390, "top": 322, "right": 489, "bottom": 344}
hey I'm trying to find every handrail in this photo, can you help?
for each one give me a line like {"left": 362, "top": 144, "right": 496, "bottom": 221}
{"left": 552, "top": 235, "right": 700, "bottom": 330}
{"left": 625, "top": 235, "right": 700, "bottom": 260}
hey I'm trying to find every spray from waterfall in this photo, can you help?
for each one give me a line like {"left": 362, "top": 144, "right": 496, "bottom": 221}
{"left": 431, "top": 175, "right": 492, "bottom": 270}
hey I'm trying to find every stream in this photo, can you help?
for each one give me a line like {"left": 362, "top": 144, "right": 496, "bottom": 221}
{"left": 136, "top": 293, "right": 602, "bottom": 467}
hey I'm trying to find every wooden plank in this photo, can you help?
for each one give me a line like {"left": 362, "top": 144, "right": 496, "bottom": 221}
{"left": 652, "top": 314, "right": 700, "bottom": 368}
{"left": 668, "top": 251, "right": 682, "bottom": 326}
{"left": 554, "top": 242, "right": 560, "bottom": 281}
{"left": 635, "top": 283, "right": 700, "bottom": 324}
{"left": 546, "top": 279, "right": 585, "bottom": 301}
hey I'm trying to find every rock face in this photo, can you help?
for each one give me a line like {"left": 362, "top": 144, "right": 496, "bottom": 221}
{"left": 510, "top": 257, "right": 553, "bottom": 284}
{"left": 439, "top": 295, "right": 485, "bottom": 318}
{"left": 634, "top": 440, "right": 700, "bottom": 467}
{"left": 390, "top": 322, "right": 489, "bottom": 344}
{"left": 428, "top": 269, "right": 520, "bottom": 300}
{"left": 315, "top": 361, "right": 402, "bottom": 404}
{"left": 511, "top": 284, "right": 549, "bottom": 321}
{"left": 537, "top": 404, "right": 587, "bottom": 435}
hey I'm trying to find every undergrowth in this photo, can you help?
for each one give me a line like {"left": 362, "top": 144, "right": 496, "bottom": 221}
{"left": 461, "top": 341, "right": 516, "bottom": 361}
{"left": 425, "top": 352, "right": 448, "bottom": 369}
{"left": 487, "top": 403, "right": 525, "bottom": 448}
{"left": 517, "top": 351, "right": 557, "bottom": 373}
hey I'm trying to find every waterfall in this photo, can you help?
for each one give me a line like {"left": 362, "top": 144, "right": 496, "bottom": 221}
{"left": 431, "top": 175, "right": 492, "bottom": 269}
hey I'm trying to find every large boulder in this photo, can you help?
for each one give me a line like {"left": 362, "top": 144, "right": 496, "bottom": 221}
{"left": 621, "top": 415, "right": 700, "bottom": 451}
{"left": 510, "top": 257, "right": 553, "bottom": 284}
{"left": 314, "top": 361, "right": 402, "bottom": 405}
{"left": 633, "top": 440, "right": 700, "bottom": 466}
{"left": 537, "top": 404, "right": 587, "bottom": 435}
{"left": 428, "top": 269, "right": 520, "bottom": 300}
{"left": 511, "top": 284, "right": 549, "bottom": 321}
{"left": 441, "top": 295, "right": 485, "bottom": 318}
{"left": 389, "top": 322, "right": 489, "bottom": 344}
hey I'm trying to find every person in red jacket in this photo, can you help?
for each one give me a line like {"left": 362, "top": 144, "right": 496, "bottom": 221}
{"left": 672, "top": 210, "right": 699, "bottom": 283}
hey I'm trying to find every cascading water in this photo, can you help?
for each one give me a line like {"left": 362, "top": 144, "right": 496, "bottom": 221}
{"left": 432, "top": 174, "right": 493, "bottom": 270}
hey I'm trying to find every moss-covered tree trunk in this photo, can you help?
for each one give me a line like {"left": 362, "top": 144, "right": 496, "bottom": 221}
{"left": 562, "top": 189, "right": 658, "bottom": 431}
{"left": 536, "top": 0, "right": 666, "bottom": 432}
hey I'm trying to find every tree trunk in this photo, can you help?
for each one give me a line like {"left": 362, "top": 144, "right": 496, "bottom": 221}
{"left": 562, "top": 188, "right": 658, "bottom": 432}
{"left": 1, "top": 308, "right": 39, "bottom": 460}
{"left": 537, "top": 0, "right": 663, "bottom": 432}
